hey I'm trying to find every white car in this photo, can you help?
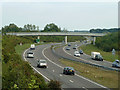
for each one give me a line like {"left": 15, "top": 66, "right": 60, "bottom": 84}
{"left": 37, "top": 59, "right": 47, "bottom": 68}
{"left": 30, "top": 44, "right": 35, "bottom": 50}
{"left": 74, "top": 51, "right": 80, "bottom": 57}
{"left": 27, "top": 52, "right": 34, "bottom": 58}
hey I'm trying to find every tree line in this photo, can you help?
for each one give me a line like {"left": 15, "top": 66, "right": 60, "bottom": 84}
{"left": 95, "top": 31, "right": 120, "bottom": 52}
{"left": 90, "top": 28, "right": 120, "bottom": 33}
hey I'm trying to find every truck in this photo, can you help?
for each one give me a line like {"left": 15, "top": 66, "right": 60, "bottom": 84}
{"left": 30, "top": 44, "right": 35, "bottom": 50}
{"left": 91, "top": 52, "right": 103, "bottom": 61}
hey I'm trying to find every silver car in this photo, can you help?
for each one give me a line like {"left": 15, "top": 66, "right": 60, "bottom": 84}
{"left": 37, "top": 59, "right": 47, "bottom": 68}
{"left": 27, "top": 51, "right": 34, "bottom": 58}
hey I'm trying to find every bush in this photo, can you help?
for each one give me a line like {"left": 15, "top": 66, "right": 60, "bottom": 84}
{"left": 48, "top": 80, "right": 61, "bottom": 90}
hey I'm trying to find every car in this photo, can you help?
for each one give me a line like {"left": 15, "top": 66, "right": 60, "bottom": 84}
{"left": 66, "top": 47, "right": 70, "bottom": 50}
{"left": 79, "top": 50, "right": 83, "bottom": 54}
{"left": 30, "top": 44, "right": 35, "bottom": 50}
{"left": 75, "top": 44, "right": 77, "bottom": 47}
{"left": 112, "top": 60, "right": 120, "bottom": 68}
{"left": 73, "top": 47, "right": 77, "bottom": 49}
{"left": 68, "top": 43, "right": 71, "bottom": 46}
{"left": 63, "top": 67, "right": 75, "bottom": 75}
{"left": 74, "top": 51, "right": 80, "bottom": 57}
{"left": 37, "top": 59, "right": 47, "bottom": 68}
{"left": 27, "top": 51, "right": 34, "bottom": 58}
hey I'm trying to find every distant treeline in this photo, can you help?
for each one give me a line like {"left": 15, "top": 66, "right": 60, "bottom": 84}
{"left": 95, "top": 31, "right": 120, "bottom": 52}
{"left": 90, "top": 28, "right": 120, "bottom": 33}
{"left": 2, "top": 23, "right": 62, "bottom": 33}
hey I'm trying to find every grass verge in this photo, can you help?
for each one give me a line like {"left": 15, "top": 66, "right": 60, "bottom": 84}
{"left": 79, "top": 44, "right": 119, "bottom": 62}
{"left": 59, "top": 58, "right": 118, "bottom": 88}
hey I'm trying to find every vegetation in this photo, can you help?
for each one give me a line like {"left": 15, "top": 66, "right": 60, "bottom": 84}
{"left": 42, "top": 23, "right": 61, "bottom": 32}
{"left": 95, "top": 31, "right": 119, "bottom": 52}
{"left": 90, "top": 28, "right": 120, "bottom": 33}
{"left": 59, "top": 58, "right": 118, "bottom": 88}
{"left": 2, "top": 35, "right": 61, "bottom": 89}
{"left": 79, "top": 44, "right": 119, "bottom": 62}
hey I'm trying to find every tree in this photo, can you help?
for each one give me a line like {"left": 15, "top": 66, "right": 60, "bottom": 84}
{"left": 43, "top": 23, "right": 61, "bottom": 32}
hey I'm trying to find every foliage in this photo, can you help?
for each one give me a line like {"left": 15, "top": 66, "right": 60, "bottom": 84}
{"left": 42, "top": 23, "right": 61, "bottom": 32}
{"left": 48, "top": 80, "right": 61, "bottom": 90}
{"left": 95, "top": 31, "right": 119, "bottom": 52}
{"left": 90, "top": 28, "right": 120, "bottom": 33}
{"left": 2, "top": 35, "right": 47, "bottom": 89}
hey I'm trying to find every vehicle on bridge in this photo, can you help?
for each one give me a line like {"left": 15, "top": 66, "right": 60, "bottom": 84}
{"left": 74, "top": 51, "right": 80, "bottom": 57}
{"left": 91, "top": 52, "right": 103, "bottom": 61}
{"left": 112, "top": 60, "right": 120, "bottom": 68}
{"left": 30, "top": 44, "right": 35, "bottom": 50}
{"left": 27, "top": 51, "right": 34, "bottom": 58}
{"left": 63, "top": 67, "right": 75, "bottom": 75}
{"left": 37, "top": 59, "right": 47, "bottom": 68}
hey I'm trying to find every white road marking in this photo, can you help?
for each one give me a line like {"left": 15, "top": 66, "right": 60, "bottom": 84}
{"left": 52, "top": 70, "right": 55, "bottom": 72}
{"left": 63, "top": 46, "right": 101, "bottom": 66}
{"left": 23, "top": 48, "right": 50, "bottom": 82}
{"left": 60, "top": 74, "right": 62, "bottom": 76}
{"left": 42, "top": 46, "right": 108, "bottom": 89}
{"left": 69, "top": 80, "right": 74, "bottom": 83}
{"left": 82, "top": 87, "right": 88, "bottom": 90}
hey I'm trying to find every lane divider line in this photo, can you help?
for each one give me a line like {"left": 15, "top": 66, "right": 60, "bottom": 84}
{"left": 23, "top": 48, "right": 50, "bottom": 82}
{"left": 63, "top": 46, "right": 99, "bottom": 65}
{"left": 42, "top": 46, "right": 108, "bottom": 89}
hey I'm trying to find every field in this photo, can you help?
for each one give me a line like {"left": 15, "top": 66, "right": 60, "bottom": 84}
{"left": 79, "top": 44, "right": 119, "bottom": 62}
{"left": 59, "top": 58, "right": 118, "bottom": 88}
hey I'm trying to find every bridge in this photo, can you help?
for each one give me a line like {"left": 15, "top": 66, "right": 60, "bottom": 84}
{"left": 6, "top": 32, "right": 107, "bottom": 45}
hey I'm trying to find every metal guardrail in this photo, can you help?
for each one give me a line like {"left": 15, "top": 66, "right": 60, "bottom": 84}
{"left": 51, "top": 45, "right": 120, "bottom": 72}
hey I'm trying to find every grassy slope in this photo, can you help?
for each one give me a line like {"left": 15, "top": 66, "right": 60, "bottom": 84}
{"left": 79, "top": 44, "right": 119, "bottom": 62}
{"left": 60, "top": 58, "right": 118, "bottom": 88}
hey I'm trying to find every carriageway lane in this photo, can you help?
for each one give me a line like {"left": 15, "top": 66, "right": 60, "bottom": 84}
{"left": 55, "top": 42, "right": 118, "bottom": 70}
{"left": 24, "top": 44, "right": 108, "bottom": 89}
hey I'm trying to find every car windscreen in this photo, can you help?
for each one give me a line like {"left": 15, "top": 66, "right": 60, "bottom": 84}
{"left": 40, "top": 61, "right": 46, "bottom": 63}
{"left": 28, "top": 52, "right": 33, "bottom": 54}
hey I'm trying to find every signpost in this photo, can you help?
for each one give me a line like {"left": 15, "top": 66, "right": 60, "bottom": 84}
{"left": 112, "top": 49, "right": 115, "bottom": 55}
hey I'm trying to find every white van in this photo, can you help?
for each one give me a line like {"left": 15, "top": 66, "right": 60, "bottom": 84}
{"left": 30, "top": 44, "right": 35, "bottom": 50}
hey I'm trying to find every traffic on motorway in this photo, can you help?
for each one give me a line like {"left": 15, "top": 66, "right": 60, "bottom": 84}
{"left": 24, "top": 43, "right": 108, "bottom": 88}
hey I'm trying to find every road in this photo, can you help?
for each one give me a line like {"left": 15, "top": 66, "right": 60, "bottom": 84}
{"left": 23, "top": 43, "right": 108, "bottom": 89}
{"left": 54, "top": 42, "right": 119, "bottom": 71}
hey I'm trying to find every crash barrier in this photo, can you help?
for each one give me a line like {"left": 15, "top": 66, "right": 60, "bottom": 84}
{"left": 52, "top": 45, "right": 120, "bottom": 72}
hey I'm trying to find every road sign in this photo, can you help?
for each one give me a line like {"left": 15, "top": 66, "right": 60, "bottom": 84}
{"left": 112, "top": 49, "right": 115, "bottom": 55}
{"left": 36, "top": 39, "right": 40, "bottom": 43}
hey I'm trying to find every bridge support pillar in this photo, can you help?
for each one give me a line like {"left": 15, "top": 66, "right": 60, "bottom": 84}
{"left": 65, "top": 36, "right": 67, "bottom": 44}
{"left": 93, "top": 37, "right": 96, "bottom": 45}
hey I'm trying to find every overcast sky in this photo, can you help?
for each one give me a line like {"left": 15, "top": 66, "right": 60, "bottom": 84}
{"left": 0, "top": 1, "right": 118, "bottom": 31}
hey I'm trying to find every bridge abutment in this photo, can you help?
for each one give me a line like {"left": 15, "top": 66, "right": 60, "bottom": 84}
{"left": 93, "top": 37, "right": 96, "bottom": 45}
{"left": 65, "top": 36, "right": 67, "bottom": 44}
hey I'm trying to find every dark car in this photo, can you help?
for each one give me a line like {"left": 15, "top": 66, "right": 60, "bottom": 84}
{"left": 79, "top": 50, "right": 83, "bottom": 54}
{"left": 73, "top": 47, "right": 77, "bottom": 49}
{"left": 63, "top": 67, "right": 75, "bottom": 75}
{"left": 68, "top": 44, "right": 71, "bottom": 46}
{"left": 66, "top": 47, "right": 70, "bottom": 50}
{"left": 112, "top": 60, "right": 120, "bottom": 68}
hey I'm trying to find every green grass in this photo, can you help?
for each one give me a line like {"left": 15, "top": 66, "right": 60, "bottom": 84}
{"left": 15, "top": 43, "right": 31, "bottom": 56}
{"left": 79, "top": 44, "right": 119, "bottom": 62}
{"left": 59, "top": 58, "right": 118, "bottom": 88}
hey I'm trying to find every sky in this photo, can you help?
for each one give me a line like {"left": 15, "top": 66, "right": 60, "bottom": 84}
{"left": 0, "top": 0, "right": 119, "bottom": 31}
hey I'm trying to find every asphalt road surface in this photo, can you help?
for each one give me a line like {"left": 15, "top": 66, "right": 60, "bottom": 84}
{"left": 23, "top": 43, "right": 109, "bottom": 89}
{"left": 55, "top": 42, "right": 119, "bottom": 71}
